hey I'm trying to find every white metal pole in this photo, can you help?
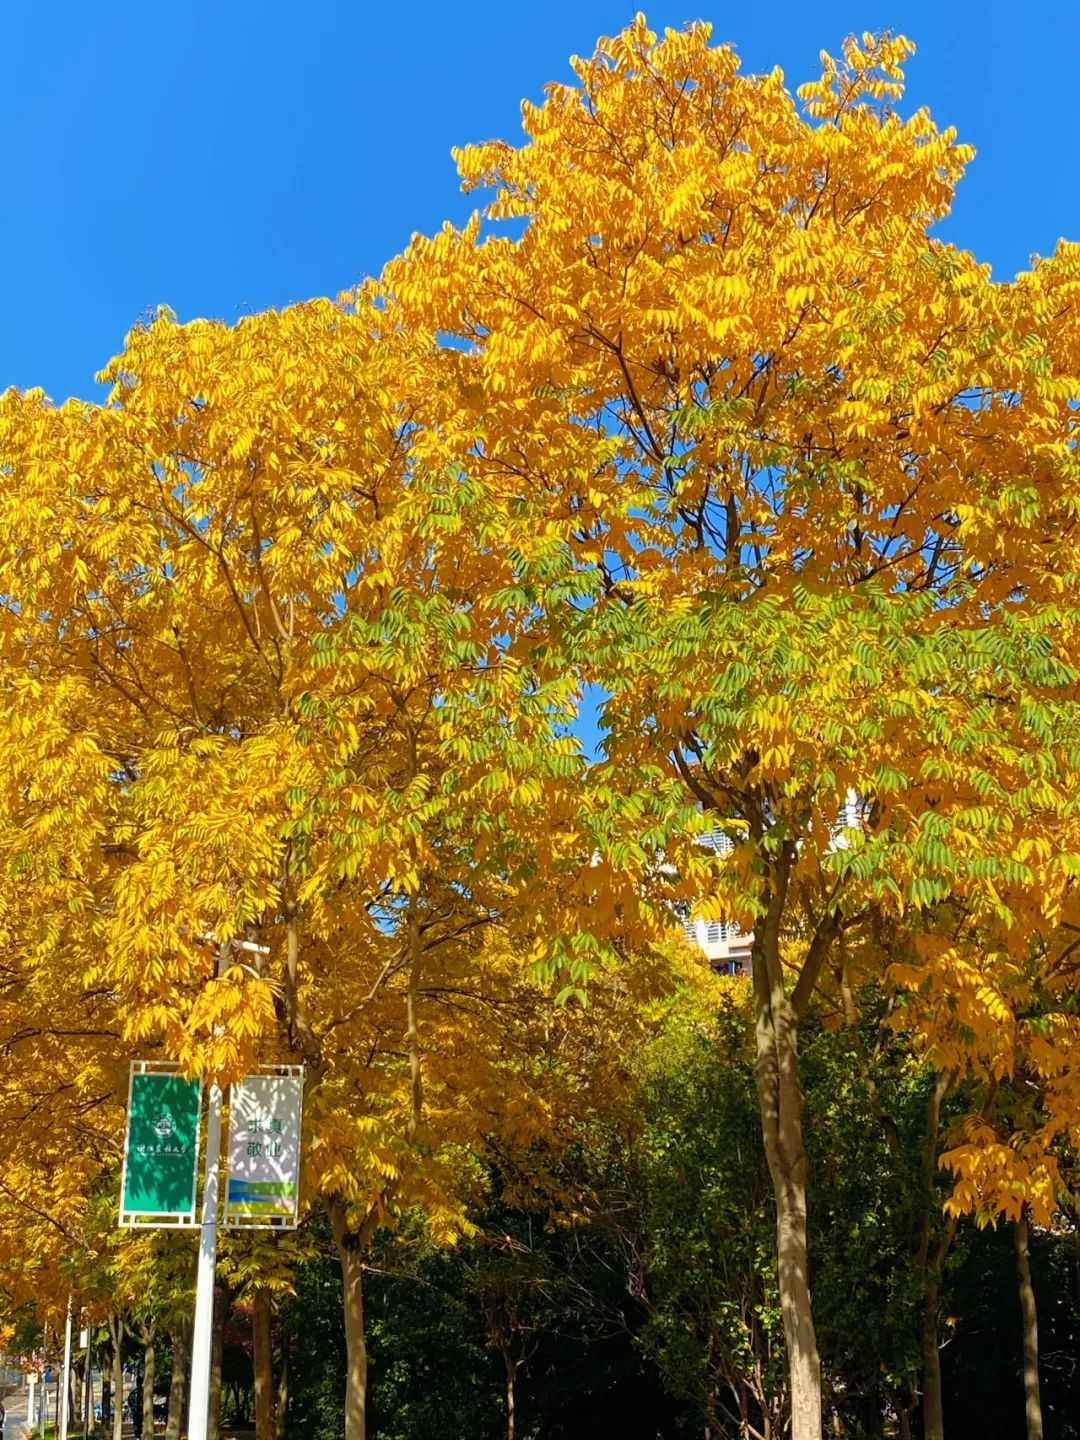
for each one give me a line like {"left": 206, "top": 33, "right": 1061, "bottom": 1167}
{"left": 186, "top": 939, "right": 234, "bottom": 1440}
{"left": 27, "top": 1373, "right": 35, "bottom": 1432}
{"left": 188, "top": 937, "right": 264, "bottom": 1440}
{"left": 59, "top": 1298, "right": 73, "bottom": 1440}
{"left": 81, "top": 1326, "right": 91, "bottom": 1440}
{"left": 186, "top": 1075, "right": 222, "bottom": 1440}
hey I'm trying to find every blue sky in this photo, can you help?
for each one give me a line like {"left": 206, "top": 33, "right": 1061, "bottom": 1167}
{"left": 3, "top": 1, "right": 1079, "bottom": 405}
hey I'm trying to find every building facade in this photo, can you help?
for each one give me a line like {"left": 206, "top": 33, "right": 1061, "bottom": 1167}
{"left": 680, "top": 798, "right": 861, "bottom": 976}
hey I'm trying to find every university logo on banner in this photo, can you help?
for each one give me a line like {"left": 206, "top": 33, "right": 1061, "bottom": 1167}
{"left": 120, "top": 1062, "right": 201, "bottom": 1227}
{"left": 224, "top": 1068, "right": 304, "bottom": 1229}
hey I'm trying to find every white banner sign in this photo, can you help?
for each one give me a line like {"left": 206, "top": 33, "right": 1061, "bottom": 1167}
{"left": 224, "top": 1069, "right": 304, "bottom": 1229}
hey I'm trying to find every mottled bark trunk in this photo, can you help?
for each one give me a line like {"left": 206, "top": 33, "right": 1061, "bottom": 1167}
{"left": 274, "top": 1323, "right": 288, "bottom": 1440}
{"left": 921, "top": 1267, "right": 945, "bottom": 1440}
{"left": 752, "top": 880, "right": 822, "bottom": 1440}
{"left": 143, "top": 1338, "right": 155, "bottom": 1439}
{"left": 505, "top": 1357, "right": 515, "bottom": 1440}
{"left": 165, "top": 1320, "right": 191, "bottom": 1440}
{"left": 340, "top": 1244, "right": 367, "bottom": 1440}
{"left": 82, "top": 1350, "right": 92, "bottom": 1440}
{"left": 112, "top": 1330, "right": 124, "bottom": 1440}
{"left": 916, "top": 1071, "right": 954, "bottom": 1440}
{"left": 253, "top": 1287, "right": 275, "bottom": 1440}
{"left": 1015, "top": 1214, "right": 1044, "bottom": 1440}
{"left": 329, "top": 1197, "right": 368, "bottom": 1440}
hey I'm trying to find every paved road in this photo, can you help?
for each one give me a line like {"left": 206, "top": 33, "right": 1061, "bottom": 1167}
{"left": 1, "top": 1388, "right": 139, "bottom": 1438}
{"left": 1, "top": 1386, "right": 152, "bottom": 1440}
{"left": 3, "top": 1384, "right": 31, "bottom": 1438}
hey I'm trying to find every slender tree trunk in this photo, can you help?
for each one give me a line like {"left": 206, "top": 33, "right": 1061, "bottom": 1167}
{"left": 329, "top": 1198, "right": 368, "bottom": 1440}
{"left": 102, "top": 1374, "right": 111, "bottom": 1434}
{"left": 921, "top": 1202, "right": 960, "bottom": 1440}
{"left": 752, "top": 880, "right": 822, "bottom": 1440}
{"left": 341, "top": 1244, "right": 367, "bottom": 1440}
{"left": 253, "top": 1287, "right": 276, "bottom": 1440}
{"left": 921, "top": 1272, "right": 945, "bottom": 1440}
{"left": 504, "top": 1354, "right": 516, "bottom": 1440}
{"left": 165, "top": 1320, "right": 191, "bottom": 1440}
{"left": 922, "top": 1229, "right": 961, "bottom": 1440}
{"left": 1015, "top": 1213, "right": 1044, "bottom": 1440}
{"left": 143, "top": 1336, "right": 155, "bottom": 1440}
{"left": 108, "top": 1316, "right": 124, "bottom": 1440}
{"left": 274, "top": 1320, "right": 288, "bottom": 1440}
{"left": 915, "top": 1071, "right": 953, "bottom": 1440}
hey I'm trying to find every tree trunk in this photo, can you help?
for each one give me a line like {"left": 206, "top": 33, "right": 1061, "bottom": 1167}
{"left": 102, "top": 1374, "right": 111, "bottom": 1434}
{"left": 1015, "top": 1213, "right": 1044, "bottom": 1440}
{"left": 112, "top": 1329, "right": 124, "bottom": 1440}
{"left": 329, "top": 1199, "right": 368, "bottom": 1440}
{"left": 274, "top": 1321, "right": 288, "bottom": 1440}
{"left": 505, "top": 1355, "right": 515, "bottom": 1440}
{"left": 143, "top": 1336, "right": 156, "bottom": 1439}
{"left": 253, "top": 1287, "right": 276, "bottom": 1440}
{"left": 208, "top": 1289, "right": 225, "bottom": 1440}
{"left": 165, "top": 1320, "right": 192, "bottom": 1440}
{"left": 921, "top": 1269, "right": 945, "bottom": 1440}
{"left": 915, "top": 1070, "right": 955, "bottom": 1440}
{"left": 752, "top": 887, "right": 822, "bottom": 1440}
{"left": 341, "top": 1243, "right": 367, "bottom": 1440}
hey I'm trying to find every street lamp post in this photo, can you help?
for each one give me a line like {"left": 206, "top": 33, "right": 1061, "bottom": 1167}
{"left": 185, "top": 1069, "right": 223, "bottom": 1440}
{"left": 186, "top": 937, "right": 270, "bottom": 1440}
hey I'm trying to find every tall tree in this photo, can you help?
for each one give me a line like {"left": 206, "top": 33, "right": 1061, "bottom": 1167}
{"left": 379, "top": 19, "right": 1080, "bottom": 1438}
{"left": 0, "top": 295, "right": 612, "bottom": 1437}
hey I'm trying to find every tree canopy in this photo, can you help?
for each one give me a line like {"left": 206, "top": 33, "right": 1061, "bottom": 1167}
{"left": 3, "top": 15, "right": 1080, "bottom": 1440}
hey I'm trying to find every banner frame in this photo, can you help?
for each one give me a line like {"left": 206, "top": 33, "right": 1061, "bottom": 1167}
{"left": 119, "top": 1060, "right": 203, "bottom": 1229}
{"left": 224, "top": 1064, "right": 305, "bottom": 1232}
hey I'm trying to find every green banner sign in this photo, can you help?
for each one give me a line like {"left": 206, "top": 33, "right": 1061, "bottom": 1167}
{"left": 120, "top": 1065, "right": 201, "bottom": 1226}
